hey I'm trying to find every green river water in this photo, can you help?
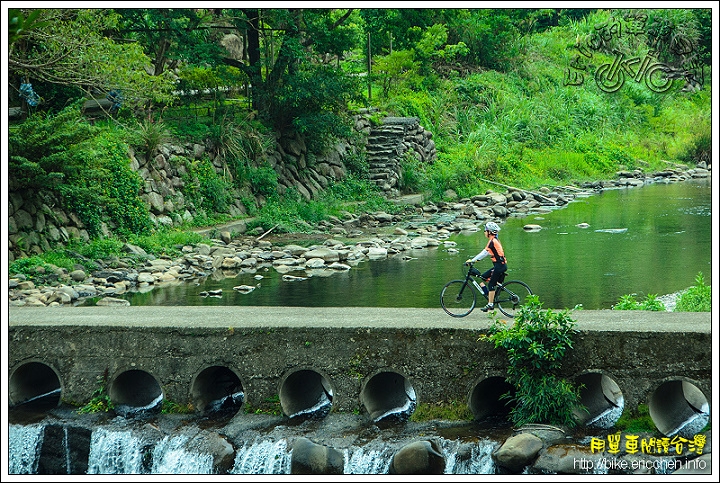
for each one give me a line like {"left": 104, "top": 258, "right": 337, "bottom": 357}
{"left": 123, "top": 178, "right": 712, "bottom": 311}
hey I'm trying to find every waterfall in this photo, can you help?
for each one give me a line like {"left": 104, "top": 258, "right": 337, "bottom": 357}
{"left": 230, "top": 438, "right": 291, "bottom": 474}
{"left": 343, "top": 445, "right": 395, "bottom": 474}
{"left": 151, "top": 434, "right": 214, "bottom": 474}
{"left": 87, "top": 427, "right": 147, "bottom": 474}
{"left": 8, "top": 424, "right": 43, "bottom": 474}
{"left": 440, "top": 438, "right": 498, "bottom": 474}
{"left": 11, "top": 420, "right": 504, "bottom": 475}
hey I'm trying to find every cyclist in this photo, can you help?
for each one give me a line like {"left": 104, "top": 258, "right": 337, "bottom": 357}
{"left": 465, "top": 221, "right": 507, "bottom": 312}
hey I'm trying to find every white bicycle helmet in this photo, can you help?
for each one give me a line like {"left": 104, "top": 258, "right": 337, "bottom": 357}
{"left": 485, "top": 221, "right": 500, "bottom": 234}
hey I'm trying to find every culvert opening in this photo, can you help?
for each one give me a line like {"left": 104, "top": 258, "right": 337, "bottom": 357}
{"left": 649, "top": 379, "right": 710, "bottom": 438}
{"left": 279, "top": 369, "right": 333, "bottom": 419}
{"left": 192, "top": 365, "right": 244, "bottom": 416}
{"left": 9, "top": 362, "right": 62, "bottom": 412}
{"left": 573, "top": 372, "right": 624, "bottom": 429}
{"left": 360, "top": 371, "right": 416, "bottom": 423}
{"left": 468, "top": 376, "right": 515, "bottom": 423}
{"left": 109, "top": 369, "right": 163, "bottom": 418}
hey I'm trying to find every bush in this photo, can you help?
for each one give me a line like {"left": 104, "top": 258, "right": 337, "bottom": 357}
{"left": 614, "top": 404, "right": 656, "bottom": 433}
{"left": 674, "top": 272, "right": 711, "bottom": 312}
{"left": 612, "top": 293, "right": 666, "bottom": 311}
{"left": 480, "top": 295, "right": 584, "bottom": 428}
{"left": 128, "top": 118, "right": 172, "bottom": 161}
{"left": 181, "top": 156, "right": 234, "bottom": 213}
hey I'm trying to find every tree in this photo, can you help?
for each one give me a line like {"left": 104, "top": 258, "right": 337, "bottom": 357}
{"left": 222, "top": 8, "right": 364, "bottom": 147}
{"left": 115, "top": 8, "right": 225, "bottom": 77}
{"left": 8, "top": 8, "right": 176, "bottom": 112}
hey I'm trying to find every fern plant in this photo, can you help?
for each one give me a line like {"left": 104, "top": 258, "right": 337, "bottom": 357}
{"left": 77, "top": 371, "right": 114, "bottom": 414}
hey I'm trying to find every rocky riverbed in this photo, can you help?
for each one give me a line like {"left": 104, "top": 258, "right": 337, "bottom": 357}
{"left": 8, "top": 164, "right": 709, "bottom": 309}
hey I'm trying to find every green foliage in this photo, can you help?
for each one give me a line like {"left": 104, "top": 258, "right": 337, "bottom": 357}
{"left": 8, "top": 8, "right": 51, "bottom": 45}
{"left": 69, "top": 238, "right": 125, "bottom": 262}
{"left": 674, "top": 272, "right": 711, "bottom": 312}
{"left": 398, "top": 153, "right": 427, "bottom": 194}
{"left": 678, "top": 129, "right": 711, "bottom": 167}
{"left": 161, "top": 400, "right": 194, "bottom": 414}
{"left": 10, "top": 9, "right": 176, "bottom": 108}
{"left": 9, "top": 255, "right": 71, "bottom": 285}
{"left": 128, "top": 229, "right": 206, "bottom": 258}
{"left": 273, "top": 62, "right": 362, "bottom": 154}
{"left": 373, "top": 50, "right": 421, "bottom": 98}
{"left": 409, "top": 401, "right": 473, "bottom": 422}
{"left": 246, "top": 175, "right": 400, "bottom": 235}
{"left": 244, "top": 165, "right": 278, "bottom": 198}
{"left": 128, "top": 119, "right": 172, "bottom": 160}
{"left": 614, "top": 404, "right": 656, "bottom": 433}
{"left": 612, "top": 293, "right": 666, "bottom": 311}
{"left": 480, "top": 295, "right": 583, "bottom": 428}
{"left": 77, "top": 372, "right": 114, "bottom": 414}
{"left": 181, "top": 156, "right": 234, "bottom": 214}
{"left": 9, "top": 101, "right": 97, "bottom": 190}
{"left": 10, "top": 105, "right": 152, "bottom": 238}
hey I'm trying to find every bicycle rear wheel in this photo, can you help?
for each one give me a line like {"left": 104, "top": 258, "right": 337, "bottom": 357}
{"left": 441, "top": 280, "right": 477, "bottom": 317}
{"left": 494, "top": 280, "right": 533, "bottom": 318}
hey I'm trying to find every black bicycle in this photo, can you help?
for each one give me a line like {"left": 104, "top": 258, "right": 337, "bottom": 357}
{"left": 440, "top": 262, "right": 533, "bottom": 318}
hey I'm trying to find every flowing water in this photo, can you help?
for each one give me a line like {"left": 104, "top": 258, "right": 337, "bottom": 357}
{"left": 123, "top": 179, "right": 712, "bottom": 311}
{"left": 8, "top": 416, "right": 505, "bottom": 475}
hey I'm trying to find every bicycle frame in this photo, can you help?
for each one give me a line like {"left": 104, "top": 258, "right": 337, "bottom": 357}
{"left": 441, "top": 262, "right": 532, "bottom": 318}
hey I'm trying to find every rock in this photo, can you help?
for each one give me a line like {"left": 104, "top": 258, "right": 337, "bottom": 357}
{"left": 95, "top": 297, "right": 131, "bottom": 306}
{"left": 493, "top": 432, "right": 544, "bottom": 472}
{"left": 531, "top": 443, "right": 600, "bottom": 475}
{"left": 187, "top": 430, "right": 236, "bottom": 474}
{"left": 233, "top": 285, "right": 256, "bottom": 293}
{"left": 69, "top": 269, "right": 87, "bottom": 282}
{"left": 523, "top": 224, "right": 542, "bottom": 231}
{"left": 389, "top": 439, "right": 446, "bottom": 474}
{"left": 290, "top": 437, "right": 344, "bottom": 475}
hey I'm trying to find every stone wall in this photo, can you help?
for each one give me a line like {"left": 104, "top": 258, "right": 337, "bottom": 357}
{"left": 7, "top": 113, "right": 436, "bottom": 262}
{"left": 8, "top": 306, "right": 712, "bottom": 417}
{"left": 367, "top": 117, "right": 437, "bottom": 196}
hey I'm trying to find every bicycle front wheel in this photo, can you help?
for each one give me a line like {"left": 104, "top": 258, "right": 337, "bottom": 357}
{"left": 495, "top": 280, "right": 533, "bottom": 318}
{"left": 441, "top": 280, "right": 477, "bottom": 317}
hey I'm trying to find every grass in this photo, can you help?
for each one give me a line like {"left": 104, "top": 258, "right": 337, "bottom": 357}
{"left": 674, "top": 272, "right": 711, "bottom": 312}
{"left": 409, "top": 401, "right": 473, "bottom": 422}
{"left": 612, "top": 272, "right": 710, "bottom": 312}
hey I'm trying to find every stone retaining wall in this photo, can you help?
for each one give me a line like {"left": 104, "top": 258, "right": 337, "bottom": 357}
{"left": 7, "top": 113, "right": 437, "bottom": 262}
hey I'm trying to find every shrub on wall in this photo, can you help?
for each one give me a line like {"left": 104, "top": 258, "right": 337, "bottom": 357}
{"left": 480, "top": 295, "right": 585, "bottom": 428}
{"left": 180, "top": 156, "right": 234, "bottom": 214}
{"left": 9, "top": 103, "right": 152, "bottom": 238}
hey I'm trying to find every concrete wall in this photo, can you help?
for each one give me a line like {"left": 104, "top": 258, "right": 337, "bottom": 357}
{"left": 8, "top": 306, "right": 712, "bottom": 432}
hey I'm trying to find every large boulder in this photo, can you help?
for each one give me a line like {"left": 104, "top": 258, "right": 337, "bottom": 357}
{"left": 388, "top": 439, "right": 446, "bottom": 475}
{"left": 290, "top": 437, "right": 344, "bottom": 475}
{"left": 493, "top": 432, "right": 544, "bottom": 473}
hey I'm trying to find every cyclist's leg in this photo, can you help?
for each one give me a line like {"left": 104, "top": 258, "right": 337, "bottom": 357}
{"left": 486, "top": 267, "right": 506, "bottom": 306}
{"left": 479, "top": 268, "right": 493, "bottom": 296}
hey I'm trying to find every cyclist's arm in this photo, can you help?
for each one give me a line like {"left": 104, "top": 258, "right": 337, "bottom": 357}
{"left": 466, "top": 249, "right": 490, "bottom": 264}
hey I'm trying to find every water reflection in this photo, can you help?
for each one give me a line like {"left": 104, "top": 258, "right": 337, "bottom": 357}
{"left": 118, "top": 180, "right": 711, "bottom": 311}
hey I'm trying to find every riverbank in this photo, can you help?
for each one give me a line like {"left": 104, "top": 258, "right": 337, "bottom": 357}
{"left": 7, "top": 164, "right": 710, "bottom": 309}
